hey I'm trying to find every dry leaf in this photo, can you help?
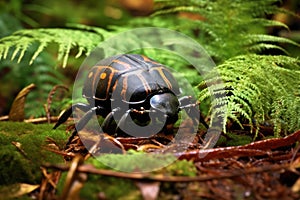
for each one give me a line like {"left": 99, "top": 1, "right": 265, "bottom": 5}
{"left": 135, "top": 181, "right": 160, "bottom": 200}
{"left": 292, "top": 178, "right": 300, "bottom": 192}
{"left": 9, "top": 83, "right": 35, "bottom": 121}
{"left": 0, "top": 183, "right": 39, "bottom": 199}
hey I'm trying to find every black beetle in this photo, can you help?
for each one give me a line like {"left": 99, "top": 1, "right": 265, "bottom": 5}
{"left": 53, "top": 54, "right": 207, "bottom": 136}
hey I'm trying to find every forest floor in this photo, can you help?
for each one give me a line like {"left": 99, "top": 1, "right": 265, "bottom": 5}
{"left": 0, "top": 121, "right": 300, "bottom": 200}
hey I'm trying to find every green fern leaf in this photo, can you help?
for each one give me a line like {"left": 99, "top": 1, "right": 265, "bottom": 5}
{"left": 200, "top": 54, "right": 300, "bottom": 134}
{"left": 150, "top": 0, "right": 299, "bottom": 63}
{"left": 245, "top": 34, "right": 300, "bottom": 47}
{"left": 0, "top": 28, "right": 105, "bottom": 67}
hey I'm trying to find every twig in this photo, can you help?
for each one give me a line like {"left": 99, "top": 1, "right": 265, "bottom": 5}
{"left": 45, "top": 85, "right": 69, "bottom": 123}
{"left": 238, "top": 130, "right": 300, "bottom": 150}
{"left": 0, "top": 115, "right": 72, "bottom": 124}
{"left": 0, "top": 115, "right": 9, "bottom": 121}
{"left": 42, "top": 162, "right": 290, "bottom": 183}
{"left": 179, "top": 148, "right": 269, "bottom": 162}
{"left": 175, "top": 130, "right": 300, "bottom": 162}
{"left": 24, "top": 116, "right": 60, "bottom": 123}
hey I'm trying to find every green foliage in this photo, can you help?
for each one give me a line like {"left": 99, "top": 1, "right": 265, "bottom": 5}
{"left": 83, "top": 152, "right": 198, "bottom": 199}
{"left": 0, "top": 0, "right": 299, "bottom": 136}
{"left": 0, "top": 122, "right": 68, "bottom": 185}
{"left": 145, "top": 0, "right": 300, "bottom": 134}
{"left": 0, "top": 25, "right": 107, "bottom": 68}
{"left": 0, "top": 13, "right": 22, "bottom": 37}
{"left": 89, "top": 149, "right": 176, "bottom": 172}
{"left": 0, "top": 0, "right": 40, "bottom": 27}
{"left": 89, "top": 150, "right": 197, "bottom": 176}
{"left": 198, "top": 54, "right": 300, "bottom": 135}
{"left": 80, "top": 175, "right": 140, "bottom": 200}
{"left": 219, "top": 132, "right": 253, "bottom": 146}
{"left": 151, "top": 0, "right": 298, "bottom": 63}
{"left": 0, "top": 12, "right": 67, "bottom": 118}
{"left": 0, "top": 43, "right": 66, "bottom": 118}
{"left": 56, "top": 171, "right": 140, "bottom": 200}
{"left": 162, "top": 159, "right": 197, "bottom": 177}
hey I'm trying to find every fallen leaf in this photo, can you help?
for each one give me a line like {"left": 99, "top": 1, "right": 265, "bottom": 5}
{"left": 9, "top": 83, "right": 35, "bottom": 121}
{"left": 292, "top": 178, "right": 300, "bottom": 192}
{"left": 0, "top": 183, "right": 39, "bottom": 199}
{"left": 135, "top": 181, "right": 160, "bottom": 200}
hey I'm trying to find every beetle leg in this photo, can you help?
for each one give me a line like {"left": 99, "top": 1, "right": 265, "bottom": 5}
{"left": 115, "top": 109, "right": 132, "bottom": 135}
{"left": 53, "top": 103, "right": 91, "bottom": 129}
{"left": 116, "top": 108, "right": 156, "bottom": 137}
{"left": 76, "top": 106, "right": 106, "bottom": 131}
{"left": 101, "top": 108, "right": 120, "bottom": 135}
{"left": 179, "top": 96, "right": 209, "bottom": 129}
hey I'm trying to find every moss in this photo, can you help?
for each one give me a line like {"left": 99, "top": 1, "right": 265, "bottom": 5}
{"left": 160, "top": 159, "right": 197, "bottom": 177}
{"left": 81, "top": 151, "right": 198, "bottom": 199}
{"left": 225, "top": 132, "right": 253, "bottom": 146}
{"left": 81, "top": 175, "right": 141, "bottom": 200}
{"left": 216, "top": 132, "right": 253, "bottom": 147}
{"left": 56, "top": 170, "right": 141, "bottom": 199}
{"left": 88, "top": 149, "right": 177, "bottom": 172}
{"left": 0, "top": 148, "right": 36, "bottom": 185}
{"left": 88, "top": 150, "right": 197, "bottom": 176}
{"left": 0, "top": 121, "right": 68, "bottom": 185}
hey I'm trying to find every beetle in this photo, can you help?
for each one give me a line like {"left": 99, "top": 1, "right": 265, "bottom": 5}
{"left": 53, "top": 54, "right": 207, "bottom": 137}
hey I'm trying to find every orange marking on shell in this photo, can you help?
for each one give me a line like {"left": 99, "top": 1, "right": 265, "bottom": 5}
{"left": 100, "top": 72, "right": 107, "bottom": 79}
{"left": 88, "top": 71, "right": 94, "bottom": 78}
{"left": 151, "top": 67, "right": 173, "bottom": 89}
{"left": 113, "top": 59, "right": 131, "bottom": 69}
{"left": 159, "top": 68, "right": 172, "bottom": 89}
{"left": 106, "top": 69, "right": 115, "bottom": 97}
{"left": 142, "top": 55, "right": 159, "bottom": 64}
{"left": 121, "top": 76, "right": 128, "bottom": 100}
{"left": 137, "top": 71, "right": 151, "bottom": 95}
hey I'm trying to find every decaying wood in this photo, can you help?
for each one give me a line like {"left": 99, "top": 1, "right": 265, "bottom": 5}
{"left": 175, "top": 130, "right": 300, "bottom": 161}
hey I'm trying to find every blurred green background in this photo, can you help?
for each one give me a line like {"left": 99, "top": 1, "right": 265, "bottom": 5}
{"left": 0, "top": 0, "right": 154, "bottom": 118}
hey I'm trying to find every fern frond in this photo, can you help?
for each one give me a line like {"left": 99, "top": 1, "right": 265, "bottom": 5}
{"left": 0, "top": 28, "right": 105, "bottom": 67}
{"left": 152, "top": 6, "right": 204, "bottom": 17}
{"left": 247, "top": 43, "right": 290, "bottom": 55}
{"left": 150, "top": 0, "right": 298, "bottom": 63}
{"left": 154, "top": 0, "right": 206, "bottom": 8}
{"left": 245, "top": 34, "right": 299, "bottom": 47}
{"left": 249, "top": 18, "right": 289, "bottom": 30}
{"left": 200, "top": 54, "right": 300, "bottom": 134}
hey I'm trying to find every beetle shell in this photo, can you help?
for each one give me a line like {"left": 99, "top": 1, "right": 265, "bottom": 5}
{"left": 53, "top": 53, "right": 206, "bottom": 137}
{"left": 82, "top": 54, "right": 180, "bottom": 106}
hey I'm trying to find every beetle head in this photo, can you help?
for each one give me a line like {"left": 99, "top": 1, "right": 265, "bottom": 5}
{"left": 150, "top": 93, "right": 179, "bottom": 124}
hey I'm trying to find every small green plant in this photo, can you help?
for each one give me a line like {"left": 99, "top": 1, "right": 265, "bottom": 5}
{"left": 198, "top": 54, "right": 300, "bottom": 135}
